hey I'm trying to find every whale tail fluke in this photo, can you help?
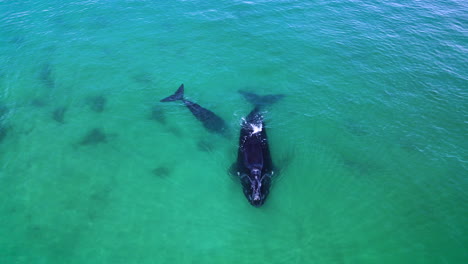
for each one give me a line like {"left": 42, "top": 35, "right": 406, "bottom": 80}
{"left": 161, "top": 84, "right": 185, "bottom": 102}
{"left": 238, "top": 90, "right": 285, "bottom": 107}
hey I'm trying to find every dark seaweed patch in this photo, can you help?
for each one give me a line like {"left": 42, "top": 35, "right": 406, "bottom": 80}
{"left": 344, "top": 122, "right": 371, "bottom": 137}
{"left": 152, "top": 166, "right": 171, "bottom": 178}
{"left": 340, "top": 154, "right": 383, "bottom": 176}
{"left": 150, "top": 105, "right": 166, "bottom": 124}
{"left": 86, "top": 95, "right": 106, "bottom": 113}
{"left": 167, "top": 126, "right": 182, "bottom": 137}
{"left": 0, "top": 125, "right": 7, "bottom": 143}
{"left": 133, "top": 73, "right": 153, "bottom": 85}
{"left": 31, "top": 98, "right": 47, "bottom": 107}
{"left": 0, "top": 104, "right": 8, "bottom": 119}
{"left": 39, "top": 63, "right": 55, "bottom": 88}
{"left": 52, "top": 106, "right": 67, "bottom": 123}
{"left": 0, "top": 104, "right": 8, "bottom": 143}
{"left": 79, "top": 128, "right": 107, "bottom": 146}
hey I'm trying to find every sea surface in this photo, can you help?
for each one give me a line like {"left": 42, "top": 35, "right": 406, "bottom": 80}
{"left": 0, "top": 1, "right": 466, "bottom": 263}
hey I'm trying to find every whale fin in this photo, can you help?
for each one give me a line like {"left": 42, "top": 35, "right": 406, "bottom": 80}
{"left": 228, "top": 162, "right": 238, "bottom": 177}
{"left": 161, "top": 84, "right": 185, "bottom": 102}
{"left": 238, "top": 90, "right": 285, "bottom": 106}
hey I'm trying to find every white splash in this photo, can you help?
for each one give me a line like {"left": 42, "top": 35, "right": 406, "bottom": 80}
{"left": 250, "top": 123, "right": 262, "bottom": 134}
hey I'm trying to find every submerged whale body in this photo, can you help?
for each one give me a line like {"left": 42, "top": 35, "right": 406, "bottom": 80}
{"left": 232, "top": 107, "right": 274, "bottom": 207}
{"left": 238, "top": 90, "right": 285, "bottom": 107}
{"left": 160, "top": 84, "right": 228, "bottom": 135}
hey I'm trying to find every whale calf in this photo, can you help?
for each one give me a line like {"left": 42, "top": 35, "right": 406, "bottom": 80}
{"left": 161, "top": 84, "right": 228, "bottom": 135}
{"left": 232, "top": 107, "right": 274, "bottom": 207}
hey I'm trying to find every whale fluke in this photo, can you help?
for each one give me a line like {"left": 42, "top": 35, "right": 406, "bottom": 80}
{"left": 160, "top": 84, "right": 184, "bottom": 102}
{"left": 238, "top": 90, "right": 285, "bottom": 107}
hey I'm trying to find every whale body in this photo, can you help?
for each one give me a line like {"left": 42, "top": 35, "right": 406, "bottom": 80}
{"left": 232, "top": 107, "right": 274, "bottom": 207}
{"left": 161, "top": 84, "right": 228, "bottom": 135}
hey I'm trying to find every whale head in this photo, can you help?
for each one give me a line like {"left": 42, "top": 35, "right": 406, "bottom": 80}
{"left": 241, "top": 169, "right": 271, "bottom": 207}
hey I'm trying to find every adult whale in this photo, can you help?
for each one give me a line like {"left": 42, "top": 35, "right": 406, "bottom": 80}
{"left": 232, "top": 106, "right": 274, "bottom": 207}
{"left": 160, "top": 84, "right": 228, "bottom": 135}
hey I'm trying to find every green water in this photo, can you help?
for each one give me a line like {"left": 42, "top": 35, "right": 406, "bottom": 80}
{"left": 1, "top": 1, "right": 466, "bottom": 263}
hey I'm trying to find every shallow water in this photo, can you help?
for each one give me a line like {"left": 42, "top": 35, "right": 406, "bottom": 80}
{"left": 0, "top": 1, "right": 467, "bottom": 263}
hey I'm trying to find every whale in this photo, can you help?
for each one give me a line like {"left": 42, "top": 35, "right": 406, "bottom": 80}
{"left": 161, "top": 84, "right": 228, "bottom": 136}
{"left": 232, "top": 107, "right": 274, "bottom": 207}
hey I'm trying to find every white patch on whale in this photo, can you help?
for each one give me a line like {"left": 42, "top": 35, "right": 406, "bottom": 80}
{"left": 250, "top": 123, "right": 262, "bottom": 134}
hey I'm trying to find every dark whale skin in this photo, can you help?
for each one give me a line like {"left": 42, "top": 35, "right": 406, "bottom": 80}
{"left": 234, "top": 107, "right": 274, "bottom": 207}
{"left": 161, "top": 84, "right": 228, "bottom": 136}
{"left": 182, "top": 100, "right": 226, "bottom": 135}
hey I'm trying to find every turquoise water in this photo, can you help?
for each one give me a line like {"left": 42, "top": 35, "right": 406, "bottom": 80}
{"left": 1, "top": 0, "right": 467, "bottom": 263}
